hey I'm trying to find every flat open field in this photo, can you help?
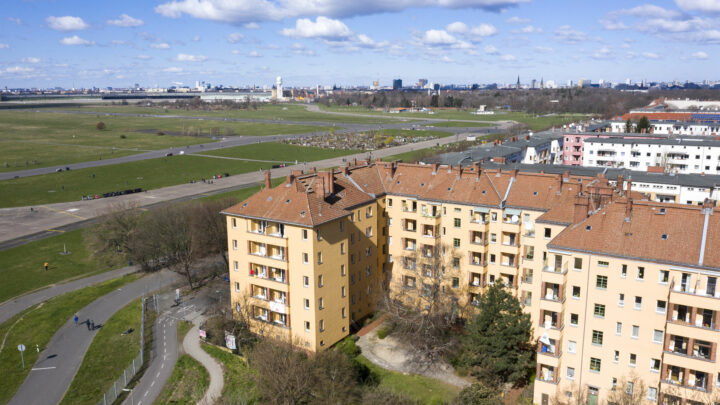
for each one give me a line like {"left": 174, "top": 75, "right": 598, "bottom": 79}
{"left": 48, "top": 103, "right": 399, "bottom": 124}
{"left": 203, "top": 141, "right": 359, "bottom": 162}
{"left": 0, "top": 142, "right": 348, "bottom": 207}
{"left": 0, "top": 109, "right": 331, "bottom": 172}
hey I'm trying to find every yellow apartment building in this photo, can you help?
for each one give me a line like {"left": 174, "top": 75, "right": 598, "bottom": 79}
{"left": 223, "top": 161, "right": 720, "bottom": 404}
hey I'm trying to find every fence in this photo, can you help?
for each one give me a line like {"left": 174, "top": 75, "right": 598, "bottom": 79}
{"left": 96, "top": 295, "right": 146, "bottom": 405}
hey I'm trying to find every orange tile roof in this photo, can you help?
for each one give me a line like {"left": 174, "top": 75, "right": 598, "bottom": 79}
{"left": 620, "top": 112, "right": 692, "bottom": 121}
{"left": 549, "top": 200, "right": 720, "bottom": 270}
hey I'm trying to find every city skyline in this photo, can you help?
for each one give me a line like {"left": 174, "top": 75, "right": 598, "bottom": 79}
{"left": 1, "top": 0, "right": 720, "bottom": 88}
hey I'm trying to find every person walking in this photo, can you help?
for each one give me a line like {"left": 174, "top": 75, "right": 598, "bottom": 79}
{"left": 86, "top": 319, "right": 91, "bottom": 331}
{"left": 90, "top": 320, "right": 95, "bottom": 330}
{"left": 74, "top": 314, "right": 79, "bottom": 326}
{"left": 44, "top": 262, "right": 49, "bottom": 271}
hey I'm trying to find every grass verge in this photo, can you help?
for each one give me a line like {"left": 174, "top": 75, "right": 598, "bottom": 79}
{"left": 202, "top": 141, "right": 360, "bottom": 163}
{"left": 355, "top": 355, "right": 460, "bottom": 404}
{"left": 0, "top": 274, "right": 139, "bottom": 404}
{"left": 202, "top": 343, "right": 257, "bottom": 404}
{"left": 424, "top": 121, "right": 492, "bottom": 128}
{"left": 60, "top": 298, "right": 143, "bottom": 405}
{"left": 153, "top": 355, "right": 209, "bottom": 405}
{"left": 0, "top": 228, "right": 124, "bottom": 306}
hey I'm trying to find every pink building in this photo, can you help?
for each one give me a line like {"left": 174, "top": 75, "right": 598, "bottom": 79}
{"left": 561, "top": 132, "right": 663, "bottom": 166}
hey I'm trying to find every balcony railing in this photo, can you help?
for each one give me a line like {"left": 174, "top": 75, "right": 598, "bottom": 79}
{"left": 421, "top": 211, "right": 440, "bottom": 218}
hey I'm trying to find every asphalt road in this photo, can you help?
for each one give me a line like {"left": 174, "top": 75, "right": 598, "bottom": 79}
{"left": 9, "top": 270, "right": 181, "bottom": 405}
{"left": 0, "top": 265, "right": 137, "bottom": 324}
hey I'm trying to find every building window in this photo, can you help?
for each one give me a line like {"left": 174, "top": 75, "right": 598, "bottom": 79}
{"left": 302, "top": 229, "right": 308, "bottom": 240}
{"left": 570, "top": 313, "right": 579, "bottom": 326}
{"left": 232, "top": 240, "right": 238, "bottom": 250}
{"left": 629, "top": 353, "right": 637, "bottom": 367}
{"left": 453, "top": 257, "right": 460, "bottom": 268}
{"left": 652, "top": 330, "right": 663, "bottom": 343}
{"left": 596, "top": 275, "right": 608, "bottom": 289}
{"left": 634, "top": 296, "right": 642, "bottom": 310}
{"left": 340, "top": 243, "right": 345, "bottom": 254}
{"left": 303, "top": 253, "right": 309, "bottom": 264}
{"left": 318, "top": 275, "right": 324, "bottom": 287}
{"left": 305, "top": 321, "right": 310, "bottom": 331}
{"left": 316, "top": 231, "right": 322, "bottom": 241}
{"left": 490, "top": 233, "right": 497, "bottom": 243}
{"left": 650, "top": 359, "right": 660, "bottom": 372}
{"left": 572, "top": 286, "right": 580, "bottom": 298}
{"left": 388, "top": 198, "right": 393, "bottom": 207}
{"left": 453, "top": 238, "right": 460, "bottom": 248}
{"left": 366, "top": 226, "right": 372, "bottom": 237}
{"left": 647, "top": 387, "right": 657, "bottom": 401}
{"left": 303, "top": 276, "right": 309, "bottom": 287}
{"left": 342, "top": 307, "right": 346, "bottom": 318}
{"left": 233, "top": 261, "right": 238, "bottom": 271}
{"left": 454, "top": 218, "right": 461, "bottom": 228}
{"left": 659, "top": 270, "right": 669, "bottom": 284}
{"left": 304, "top": 299, "right": 310, "bottom": 309}
{"left": 621, "top": 264, "right": 627, "bottom": 278}
{"left": 341, "top": 264, "right": 346, "bottom": 276}
{"left": 568, "top": 340, "right": 576, "bottom": 354}
{"left": 598, "top": 260, "right": 609, "bottom": 267}
{"left": 631, "top": 325, "right": 639, "bottom": 338}
{"left": 618, "top": 293, "right": 624, "bottom": 307}
{"left": 567, "top": 367, "right": 575, "bottom": 380}
{"left": 544, "top": 228, "right": 551, "bottom": 239}
{"left": 231, "top": 218, "right": 236, "bottom": 228}
{"left": 491, "top": 212, "right": 497, "bottom": 221}
{"left": 637, "top": 267, "right": 645, "bottom": 280}
{"left": 319, "top": 320, "right": 324, "bottom": 332}
{"left": 319, "top": 298, "right": 324, "bottom": 310}
{"left": 573, "top": 257, "right": 582, "bottom": 270}
{"left": 452, "top": 277, "right": 459, "bottom": 288}
{"left": 616, "top": 322, "right": 622, "bottom": 335}
{"left": 594, "top": 304, "right": 605, "bottom": 318}
{"left": 656, "top": 300, "right": 666, "bottom": 313}
{"left": 589, "top": 358, "right": 601, "bottom": 372}
{"left": 234, "top": 282, "right": 240, "bottom": 292}
{"left": 317, "top": 252, "right": 323, "bottom": 264}
{"left": 592, "top": 330, "right": 603, "bottom": 345}
{"left": 614, "top": 350, "right": 620, "bottom": 362}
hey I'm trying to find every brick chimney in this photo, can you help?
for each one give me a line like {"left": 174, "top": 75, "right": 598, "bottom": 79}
{"left": 573, "top": 194, "right": 590, "bottom": 224}
{"left": 292, "top": 169, "right": 304, "bottom": 176}
{"left": 432, "top": 163, "right": 439, "bottom": 174}
{"left": 625, "top": 198, "right": 633, "bottom": 221}
{"left": 703, "top": 198, "right": 715, "bottom": 210}
{"left": 342, "top": 166, "right": 349, "bottom": 175}
{"left": 390, "top": 161, "right": 398, "bottom": 178}
{"left": 326, "top": 171, "right": 335, "bottom": 195}
{"left": 616, "top": 175, "right": 624, "bottom": 190}
{"left": 286, "top": 174, "right": 295, "bottom": 184}
{"left": 626, "top": 179, "right": 632, "bottom": 193}
{"left": 264, "top": 171, "right": 271, "bottom": 189}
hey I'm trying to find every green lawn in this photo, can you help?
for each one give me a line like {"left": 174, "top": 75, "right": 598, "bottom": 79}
{"left": 0, "top": 155, "right": 269, "bottom": 207}
{"left": 374, "top": 128, "right": 453, "bottom": 138}
{"left": 153, "top": 355, "right": 209, "bottom": 405}
{"left": 202, "top": 141, "right": 360, "bottom": 162}
{"left": 356, "top": 355, "right": 459, "bottom": 404}
{"left": 0, "top": 109, "right": 332, "bottom": 172}
{"left": 195, "top": 176, "right": 285, "bottom": 203}
{"left": 49, "top": 103, "right": 398, "bottom": 124}
{"left": 0, "top": 228, "right": 124, "bottom": 304}
{"left": 0, "top": 274, "right": 139, "bottom": 404}
{"left": 60, "top": 298, "right": 143, "bottom": 405}
{"left": 381, "top": 146, "right": 439, "bottom": 163}
{"left": 202, "top": 344, "right": 257, "bottom": 404}
{"left": 424, "top": 121, "right": 492, "bottom": 128}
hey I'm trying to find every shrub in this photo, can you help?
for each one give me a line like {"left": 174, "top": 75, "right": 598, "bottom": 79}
{"left": 336, "top": 336, "right": 361, "bottom": 358}
{"left": 96, "top": 122, "right": 106, "bottom": 130}
{"left": 157, "top": 131, "right": 165, "bottom": 136}
{"left": 120, "top": 134, "right": 127, "bottom": 139}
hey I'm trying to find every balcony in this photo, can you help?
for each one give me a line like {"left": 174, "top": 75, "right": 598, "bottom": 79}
{"left": 536, "top": 364, "right": 559, "bottom": 385}
{"left": 469, "top": 273, "right": 483, "bottom": 288}
{"left": 249, "top": 265, "right": 287, "bottom": 284}
{"left": 421, "top": 208, "right": 440, "bottom": 218}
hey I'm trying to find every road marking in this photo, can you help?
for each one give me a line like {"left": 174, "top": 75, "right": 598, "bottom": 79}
{"left": 151, "top": 381, "right": 155, "bottom": 387}
{"left": 144, "top": 391, "right": 149, "bottom": 397}
{"left": 161, "top": 363, "right": 164, "bottom": 369}
{"left": 31, "top": 366, "right": 57, "bottom": 371}
{"left": 44, "top": 206, "right": 87, "bottom": 220}
{"left": 46, "top": 229, "right": 65, "bottom": 234}
{"left": 156, "top": 372, "right": 160, "bottom": 378}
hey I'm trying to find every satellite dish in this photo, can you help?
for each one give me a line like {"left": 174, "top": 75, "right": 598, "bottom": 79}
{"left": 524, "top": 220, "right": 534, "bottom": 230}
{"left": 511, "top": 215, "right": 519, "bottom": 223}
{"left": 539, "top": 333, "right": 551, "bottom": 345}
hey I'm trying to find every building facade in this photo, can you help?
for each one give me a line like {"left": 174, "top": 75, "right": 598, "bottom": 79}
{"left": 224, "top": 162, "right": 720, "bottom": 404}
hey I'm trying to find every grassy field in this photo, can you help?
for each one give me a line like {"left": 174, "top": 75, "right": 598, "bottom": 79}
{"left": 373, "top": 128, "right": 453, "bottom": 138}
{"left": 154, "top": 355, "right": 209, "bottom": 405}
{"left": 203, "top": 141, "right": 360, "bottom": 162}
{"left": 0, "top": 274, "right": 139, "bottom": 404}
{"left": 203, "top": 344, "right": 257, "bottom": 404}
{"left": 60, "top": 298, "right": 143, "bottom": 405}
{"left": 424, "top": 121, "right": 492, "bottom": 128}
{"left": 0, "top": 109, "right": 332, "bottom": 172}
{"left": 195, "top": 176, "right": 285, "bottom": 203}
{"left": 356, "top": 355, "right": 459, "bottom": 404}
{"left": 49, "top": 103, "right": 399, "bottom": 124}
{"left": 0, "top": 228, "right": 124, "bottom": 304}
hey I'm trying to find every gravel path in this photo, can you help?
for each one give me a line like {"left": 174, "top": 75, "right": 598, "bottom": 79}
{"left": 183, "top": 318, "right": 224, "bottom": 405}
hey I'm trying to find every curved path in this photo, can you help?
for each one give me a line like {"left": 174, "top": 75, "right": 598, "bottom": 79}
{"left": 9, "top": 270, "right": 181, "bottom": 405}
{"left": 183, "top": 319, "right": 223, "bottom": 405}
{"left": 0, "top": 265, "right": 137, "bottom": 325}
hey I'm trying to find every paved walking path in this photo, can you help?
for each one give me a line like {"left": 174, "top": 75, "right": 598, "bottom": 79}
{"left": 9, "top": 270, "right": 181, "bottom": 405}
{"left": 183, "top": 316, "right": 224, "bottom": 405}
{"left": 0, "top": 130, "right": 483, "bottom": 246}
{"left": 0, "top": 265, "right": 138, "bottom": 325}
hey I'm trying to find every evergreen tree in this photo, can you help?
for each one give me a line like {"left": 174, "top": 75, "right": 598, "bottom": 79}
{"left": 454, "top": 383, "right": 503, "bottom": 405}
{"left": 625, "top": 119, "right": 633, "bottom": 133}
{"left": 636, "top": 116, "right": 651, "bottom": 133}
{"left": 459, "top": 281, "right": 534, "bottom": 387}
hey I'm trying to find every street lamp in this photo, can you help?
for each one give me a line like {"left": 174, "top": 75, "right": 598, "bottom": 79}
{"left": 122, "top": 388, "right": 133, "bottom": 405}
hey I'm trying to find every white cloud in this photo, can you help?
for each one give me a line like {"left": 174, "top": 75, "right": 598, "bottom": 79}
{"left": 164, "top": 67, "right": 183, "bottom": 72}
{"left": 248, "top": 50, "right": 262, "bottom": 57}
{"left": 420, "top": 29, "right": 471, "bottom": 49}
{"left": 21, "top": 57, "right": 40, "bottom": 63}
{"left": 7, "top": 17, "right": 22, "bottom": 25}
{"left": 445, "top": 21, "right": 496, "bottom": 41}
{"left": 554, "top": 25, "right": 587, "bottom": 43}
{"left": 111, "top": 40, "right": 130, "bottom": 45}
{"left": 624, "top": 4, "right": 681, "bottom": 19}
{"left": 641, "top": 51, "right": 660, "bottom": 59}
{"left": 483, "top": 44, "right": 499, "bottom": 54}
{"left": 155, "top": 0, "right": 530, "bottom": 23}
{"left": 599, "top": 18, "right": 628, "bottom": 30}
{"left": 5, "top": 66, "right": 34, "bottom": 73}
{"left": 446, "top": 21, "right": 468, "bottom": 33}
{"left": 355, "top": 34, "right": 389, "bottom": 49}
{"left": 107, "top": 14, "right": 144, "bottom": 27}
{"left": 505, "top": 16, "right": 530, "bottom": 23}
{"left": 289, "top": 43, "right": 316, "bottom": 56}
{"left": 46, "top": 16, "right": 89, "bottom": 31}
{"left": 441, "top": 55, "right": 454, "bottom": 63}
{"left": 500, "top": 54, "right": 516, "bottom": 61}
{"left": 518, "top": 25, "right": 542, "bottom": 33}
{"left": 150, "top": 42, "right": 171, "bottom": 49}
{"left": 135, "top": 55, "right": 152, "bottom": 60}
{"left": 60, "top": 35, "right": 95, "bottom": 46}
{"left": 691, "top": 51, "right": 708, "bottom": 59}
{"left": 676, "top": 0, "right": 720, "bottom": 12}
{"left": 534, "top": 45, "right": 553, "bottom": 53}
{"left": 192, "top": 35, "right": 201, "bottom": 41}
{"left": 176, "top": 53, "right": 207, "bottom": 62}
{"left": 592, "top": 46, "right": 612, "bottom": 59}
{"left": 0, "top": 43, "right": 8, "bottom": 49}
{"left": 281, "top": 17, "right": 353, "bottom": 39}
{"left": 227, "top": 32, "right": 244, "bottom": 43}
{"left": 244, "top": 22, "right": 260, "bottom": 29}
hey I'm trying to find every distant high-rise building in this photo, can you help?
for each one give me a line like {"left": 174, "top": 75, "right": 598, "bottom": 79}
{"left": 392, "top": 79, "right": 402, "bottom": 90}
{"left": 418, "top": 78, "right": 428, "bottom": 88}
{"left": 516, "top": 75, "right": 521, "bottom": 89}
{"left": 540, "top": 77, "right": 544, "bottom": 89}
{"left": 372, "top": 80, "right": 379, "bottom": 88}
{"left": 531, "top": 79, "right": 537, "bottom": 89}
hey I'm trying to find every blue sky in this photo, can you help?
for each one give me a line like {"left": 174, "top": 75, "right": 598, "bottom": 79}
{"left": 1, "top": 0, "right": 719, "bottom": 88}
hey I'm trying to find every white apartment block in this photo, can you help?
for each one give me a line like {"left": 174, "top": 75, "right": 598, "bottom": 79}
{"left": 610, "top": 121, "right": 720, "bottom": 136}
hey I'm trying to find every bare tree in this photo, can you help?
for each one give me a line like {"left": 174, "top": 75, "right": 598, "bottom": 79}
{"left": 150, "top": 205, "right": 197, "bottom": 288}
{"left": 190, "top": 198, "right": 237, "bottom": 270}
{"left": 605, "top": 372, "right": 648, "bottom": 405}
{"left": 381, "top": 243, "right": 468, "bottom": 367}
{"left": 86, "top": 202, "right": 143, "bottom": 265}
{"left": 249, "top": 340, "right": 315, "bottom": 405}
{"left": 551, "top": 382, "right": 587, "bottom": 405}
